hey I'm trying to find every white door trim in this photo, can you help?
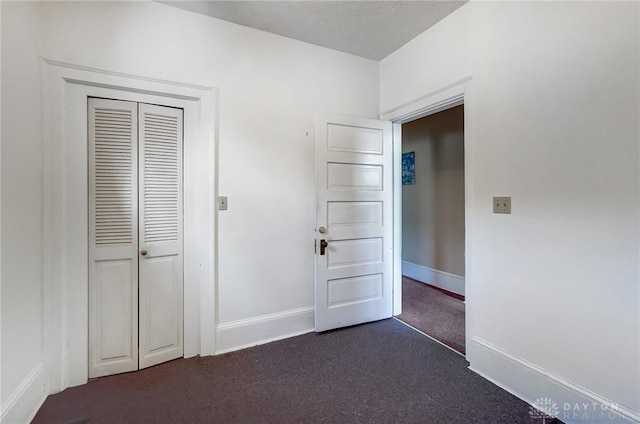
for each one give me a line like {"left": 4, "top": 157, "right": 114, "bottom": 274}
{"left": 41, "top": 59, "right": 217, "bottom": 392}
{"left": 383, "top": 78, "right": 472, "bottom": 354}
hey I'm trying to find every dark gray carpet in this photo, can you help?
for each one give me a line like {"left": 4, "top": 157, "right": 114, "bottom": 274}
{"left": 33, "top": 319, "right": 541, "bottom": 424}
{"left": 397, "top": 276, "right": 466, "bottom": 354}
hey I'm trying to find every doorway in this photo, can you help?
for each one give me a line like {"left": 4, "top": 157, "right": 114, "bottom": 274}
{"left": 395, "top": 105, "right": 466, "bottom": 355}
{"left": 88, "top": 97, "right": 184, "bottom": 378}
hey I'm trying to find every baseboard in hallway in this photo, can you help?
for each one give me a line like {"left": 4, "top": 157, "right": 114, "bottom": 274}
{"left": 402, "top": 260, "right": 465, "bottom": 296}
{"left": 417, "top": 279, "right": 465, "bottom": 301}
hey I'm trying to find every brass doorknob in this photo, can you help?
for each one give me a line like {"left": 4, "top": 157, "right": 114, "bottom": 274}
{"left": 318, "top": 226, "right": 327, "bottom": 234}
{"left": 140, "top": 249, "right": 148, "bottom": 256}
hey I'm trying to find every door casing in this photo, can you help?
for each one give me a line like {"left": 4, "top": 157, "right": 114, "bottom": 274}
{"left": 383, "top": 79, "right": 470, "bottom": 352}
{"left": 42, "top": 60, "right": 217, "bottom": 392}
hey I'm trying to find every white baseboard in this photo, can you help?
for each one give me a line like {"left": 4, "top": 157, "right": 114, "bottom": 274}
{"left": 1, "top": 362, "right": 47, "bottom": 424}
{"left": 215, "top": 307, "right": 315, "bottom": 354}
{"left": 402, "top": 261, "right": 465, "bottom": 296}
{"left": 468, "top": 337, "right": 639, "bottom": 424}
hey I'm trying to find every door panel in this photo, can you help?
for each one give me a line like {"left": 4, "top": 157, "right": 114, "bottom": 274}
{"left": 327, "top": 201, "right": 383, "bottom": 229}
{"left": 95, "top": 260, "right": 136, "bottom": 359}
{"left": 327, "top": 238, "right": 383, "bottom": 269}
{"left": 327, "top": 274, "right": 383, "bottom": 308}
{"left": 315, "top": 113, "right": 393, "bottom": 332}
{"left": 327, "top": 163, "right": 383, "bottom": 191}
{"left": 144, "top": 256, "right": 181, "bottom": 351}
{"left": 327, "top": 123, "right": 384, "bottom": 154}
{"left": 89, "top": 98, "right": 139, "bottom": 378}
{"left": 138, "top": 103, "right": 184, "bottom": 369}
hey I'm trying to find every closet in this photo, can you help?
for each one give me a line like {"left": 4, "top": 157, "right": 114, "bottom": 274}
{"left": 88, "top": 98, "right": 184, "bottom": 378}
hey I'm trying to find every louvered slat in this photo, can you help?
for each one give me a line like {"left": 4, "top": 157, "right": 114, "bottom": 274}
{"left": 142, "top": 111, "right": 180, "bottom": 244}
{"left": 94, "top": 108, "right": 135, "bottom": 246}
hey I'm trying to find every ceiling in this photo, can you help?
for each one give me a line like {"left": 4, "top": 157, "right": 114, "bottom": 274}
{"left": 160, "top": 1, "right": 467, "bottom": 61}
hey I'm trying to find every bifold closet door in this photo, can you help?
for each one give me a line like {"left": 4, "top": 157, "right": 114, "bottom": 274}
{"left": 89, "top": 99, "right": 184, "bottom": 378}
{"left": 89, "top": 98, "right": 140, "bottom": 378}
{"left": 137, "top": 103, "right": 184, "bottom": 369}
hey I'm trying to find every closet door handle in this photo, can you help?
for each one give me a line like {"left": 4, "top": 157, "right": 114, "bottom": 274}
{"left": 140, "top": 249, "right": 148, "bottom": 256}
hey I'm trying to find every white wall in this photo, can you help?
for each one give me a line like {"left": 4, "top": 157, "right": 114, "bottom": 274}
{"left": 382, "top": 2, "right": 639, "bottom": 421}
{"left": 36, "top": 0, "right": 378, "bottom": 322}
{"left": 1, "top": 1, "right": 379, "bottom": 421}
{"left": 1, "top": 1, "right": 47, "bottom": 420}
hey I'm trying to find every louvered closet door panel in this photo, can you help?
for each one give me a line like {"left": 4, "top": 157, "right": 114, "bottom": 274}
{"left": 88, "top": 98, "right": 139, "bottom": 378}
{"left": 138, "top": 103, "right": 184, "bottom": 369}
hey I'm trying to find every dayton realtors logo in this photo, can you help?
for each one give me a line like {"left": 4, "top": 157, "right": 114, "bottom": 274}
{"left": 529, "top": 397, "right": 559, "bottom": 423}
{"left": 529, "top": 397, "right": 623, "bottom": 422}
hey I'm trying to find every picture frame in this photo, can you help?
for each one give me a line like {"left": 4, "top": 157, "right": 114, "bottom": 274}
{"left": 402, "top": 151, "right": 415, "bottom": 185}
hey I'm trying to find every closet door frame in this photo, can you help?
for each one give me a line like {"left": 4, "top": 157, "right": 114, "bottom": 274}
{"left": 42, "top": 60, "right": 217, "bottom": 392}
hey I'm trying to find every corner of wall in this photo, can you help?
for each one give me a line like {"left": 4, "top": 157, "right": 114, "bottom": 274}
{"left": 215, "top": 307, "right": 315, "bottom": 354}
{"left": 0, "top": 363, "right": 47, "bottom": 424}
{"left": 467, "top": 338, "right": 640, "bottom": 424}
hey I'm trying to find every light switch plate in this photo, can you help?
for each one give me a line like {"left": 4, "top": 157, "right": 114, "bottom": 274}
{"left": 217, "top": 196, "right": 228, "bottom": 211}
{"left": 493, "top": 196, "right": 511, "bottom": 214}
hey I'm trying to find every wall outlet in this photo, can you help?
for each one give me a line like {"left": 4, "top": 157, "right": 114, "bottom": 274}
{"left": 493, "top": 196, "right": 511, "bottom": 214}
{"left": 217, "top": 196, "right": 228, "bottom": 211}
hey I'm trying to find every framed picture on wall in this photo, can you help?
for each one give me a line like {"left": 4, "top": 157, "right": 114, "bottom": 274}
{"left": 402, "top": 151, "right": 415, "bottom": 185}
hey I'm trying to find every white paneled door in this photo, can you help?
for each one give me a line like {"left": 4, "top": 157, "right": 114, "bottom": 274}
{"left": 315, "top": 113, "right": 393, "bottom": 332}
{"left": 89, "top": 98, "right": 183, "bottom": 378}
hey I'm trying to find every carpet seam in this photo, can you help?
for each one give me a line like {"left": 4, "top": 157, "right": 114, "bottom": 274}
{"left": 393, "top": 317, "right": 466, "bottom": 358}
